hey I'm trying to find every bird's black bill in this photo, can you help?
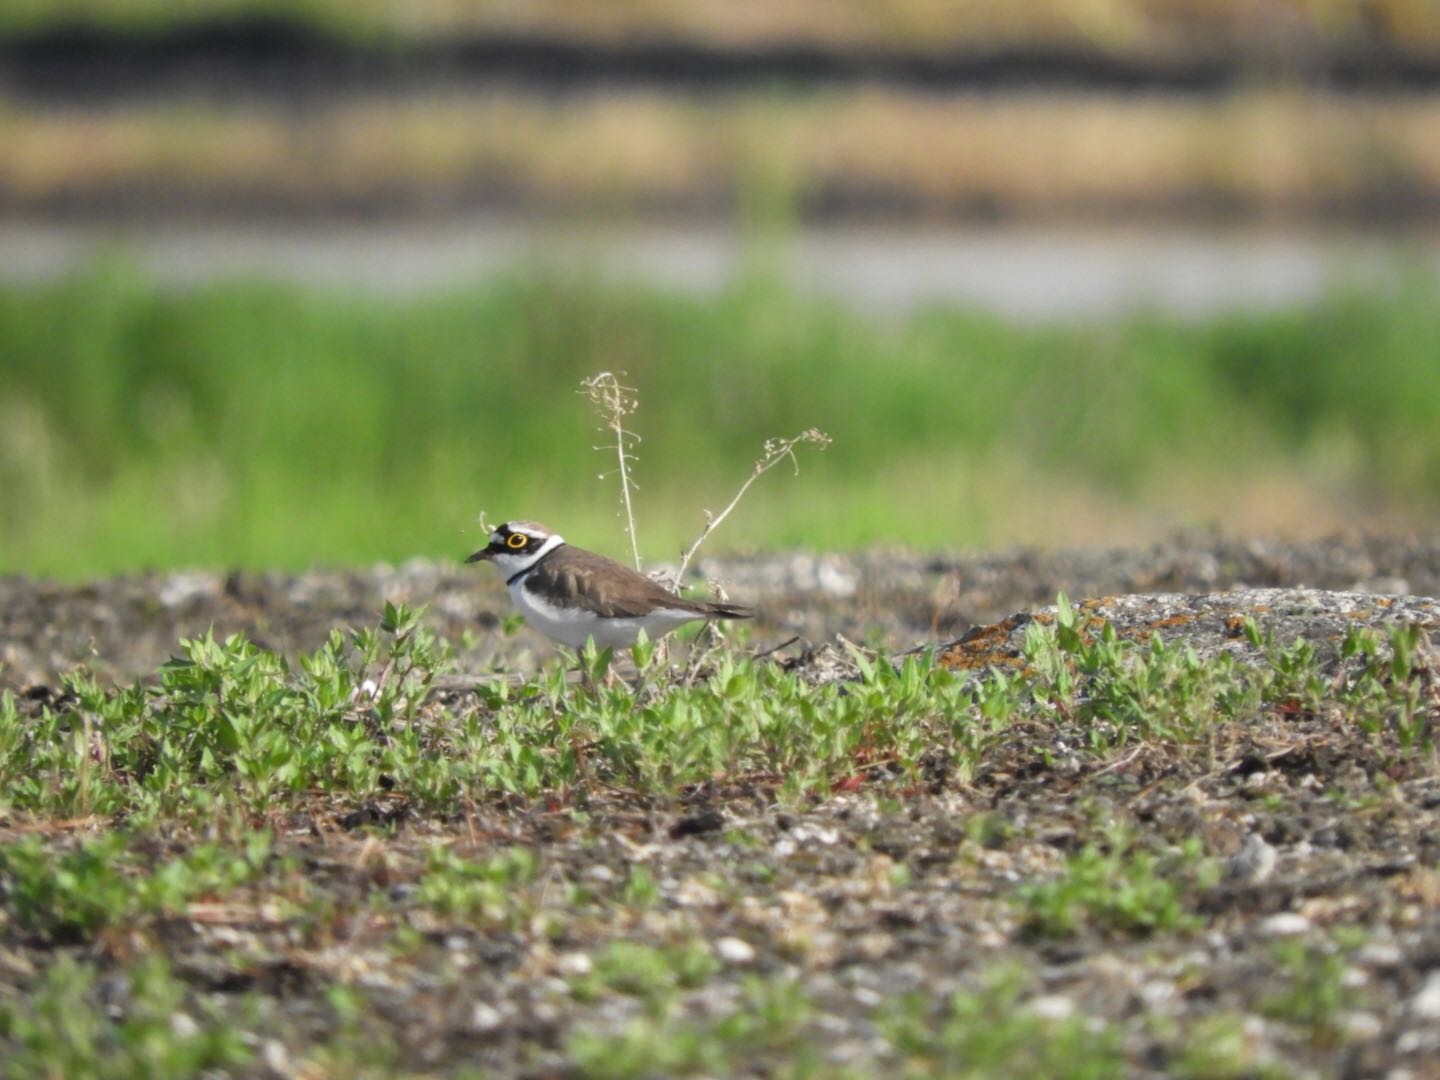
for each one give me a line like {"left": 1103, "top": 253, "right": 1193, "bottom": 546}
{"left": 465, "top": 547, "right": 494, "bottom": 563}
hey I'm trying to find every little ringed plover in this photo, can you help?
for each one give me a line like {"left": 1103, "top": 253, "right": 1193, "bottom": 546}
{"left": 466, "top": 520, "right": 752, "bottom": 650}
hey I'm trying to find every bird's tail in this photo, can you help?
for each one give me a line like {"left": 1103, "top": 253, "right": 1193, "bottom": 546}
{"left": 705, "top": 601, "right": 754, "bottom": 620}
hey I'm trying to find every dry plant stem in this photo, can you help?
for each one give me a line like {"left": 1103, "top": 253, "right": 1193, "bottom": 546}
{"left": 580, "top": 372, "right": 643, "bottom": 571}
{"left": 675, "top": 428, "right": 831, "bottom": 583}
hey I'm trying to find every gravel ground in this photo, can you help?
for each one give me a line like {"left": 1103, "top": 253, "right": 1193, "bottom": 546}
{"left": 5, "top": 531, "right": 1440, "bottom": 690}
{"left": 2, "top": 531, "right": 1438, "bottom": 1077}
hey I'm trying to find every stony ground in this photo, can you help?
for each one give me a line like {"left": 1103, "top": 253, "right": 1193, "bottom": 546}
{"left": 6, "top": 531, "right": 1440, "bottom": 690}
{"left": 1, "top": 532, "right": 1438, "bottom": 1077}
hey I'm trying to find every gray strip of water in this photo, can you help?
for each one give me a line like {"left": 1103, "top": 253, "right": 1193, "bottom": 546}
{"left": 2, "top": 217, "right": 1435, "bottom": 320}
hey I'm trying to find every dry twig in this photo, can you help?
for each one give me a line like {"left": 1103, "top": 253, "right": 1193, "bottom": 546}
{"left": 579, "top": 372, "right": 643, "bottom": 571}
{"left": 673, "top": 428, "right": 831, "bottom": 584}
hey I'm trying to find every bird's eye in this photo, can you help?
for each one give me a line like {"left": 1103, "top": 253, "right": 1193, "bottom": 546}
{"left": 506, "top": 534, "right": 528, "bottom": 549}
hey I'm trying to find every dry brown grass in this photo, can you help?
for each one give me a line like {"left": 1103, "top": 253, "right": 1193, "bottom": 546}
{"left": 6, "top": 0, "right": 1439, "bottom": 53}
{"left": 3, "top": 88, "right": 1439, "bottom": 220}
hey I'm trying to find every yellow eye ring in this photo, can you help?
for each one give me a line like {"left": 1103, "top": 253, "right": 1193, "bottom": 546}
{"left": 506, "top": 534, "right": 528, "bottom": 549}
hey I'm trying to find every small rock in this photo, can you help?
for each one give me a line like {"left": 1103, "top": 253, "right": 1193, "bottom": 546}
{"left": 852, "top": 986, "right": 883, "bottom": 1009}
{"left": 1257, "top": 913, "right": 1311, "bottom": 937}
{"left": 169, "top": 1012, "right": 200, "bottom": 1038}
{"left": 1358, "top": 942, "right": 1403, "bottom": 968}
{"left": 1409, "top": 971, "right": 1440, "bottom": 1020}
{"left": 816, "top": 559, "right": 859, "bottom": 598}
{"left": 849, "top": 933, "right": 894, "bottom": 962}
{"left": 158, "top": 571, "right": 219, "bottom": 608}
{"left": 714, "top": 936, "right": 756, "bottom": 965}
{"left": 674, "top": 876, "right": 721, "bottom": 908}
{"left": 1027, "top": 995, "right": 1076, "bottom": 1021}
{"left": 1342, "top": 966, "right": 1369, "bottom": 989}
{"left": 790, "top": 823, "right": 840, "bottom": 846}
{"left": 1224, "top": 834, "right": 1277, "bottom": 884}
{"left": 470, "top": 1002, "right": 504, "bottom": 1032}
{"left": 261, "top": 1039, "right": 290, "bottom": 1076}
{"left": 1139, "top": 980, "right": 1178, "bottom": 1010}
{"left": 1341, "top": 1012, "right": 1383, "bottom": 1040}
{"left": 1396, "top": 1030, "right": 1428, "bottom": 1055}
{"left": 556, "top": 952, "right": 592, "bottom": 976}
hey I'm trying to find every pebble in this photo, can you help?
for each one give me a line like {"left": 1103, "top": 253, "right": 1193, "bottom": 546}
{"left": 789, "top": 823, "right": 841, "bottom": 846}
{"left": 470, "top": 1003, "right": 504, "bottom": 1032}
{"left": 852, "top": 986, "right": 884, "bottom": 1009}
{"left": 169, "top": 1011, "right": 200, "bottom": 1038}
{"left": 261, "top": 1039, "right": 290, "bottom": 1075}
{"left": 1409, "top": 971, "right": 1440, "bottom": 1020}
{"left": 714, "top": 936, "right": 756, "bottom": 964}
{"left": 1358, "top": 942, "right": 1403, "bottom": 968}
{"left": 1342, "top": 966, "right": 1369, "bottom": 989}
{"left": 158, "top": 571, "right": 220, "bottom": 608}
{"left": 556, "top": 951, "right": 593, "bottom": 976}
{"left": 1027, "top": 995, "right": 1076, "bottom": 1021}
{"left": 1224, "top": 834, "right": 1277, "bottom": 884}
{"left": 1341, "top": 1012, "right": 1383, "bottom": 1040}
{"left": 1257, "top": 913, "right": 1311, "bottom": 937}
{"left": 1139, "top": 980, "right": 1178, "bottom": 1010}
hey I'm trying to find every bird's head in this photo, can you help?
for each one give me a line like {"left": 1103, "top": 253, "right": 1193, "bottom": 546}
{"left": 466, "top": 520, "right": 564, "bottom": 574}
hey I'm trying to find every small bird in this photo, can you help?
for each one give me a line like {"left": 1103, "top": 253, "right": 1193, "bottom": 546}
{"left": 466, "top": 520, "right": 753, "bottom": 651}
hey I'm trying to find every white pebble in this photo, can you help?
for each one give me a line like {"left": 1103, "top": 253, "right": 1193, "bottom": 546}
{"left": 261, "top": 1039, "right": 290, "bottom": 1075}
{"left": 1257, "top": 913, "right": 1310, "bottom": 937}
{"left": 1027, "top": 995, "right": 1076, "bottom": 1021}
{"left": 714, "top": 936, "right": 756, "bottom": 965}
{"left": 169, "top": 1012, "right": 200, "bottom": 1038}
{"left": 1341, "top": 1012, "right": 1383, "bottom": 1040}
{"left": 556, "top": 951, "right": 592, "bottom": 976}
{"left": 470, "top": 1003, "right": 504, "bottom": 1032}
{"left": 1410, "top": 971, "right": 1440, "bottom": 1020}
{"left": 1358, "top": 942, "right": 1403, "bottom": 967}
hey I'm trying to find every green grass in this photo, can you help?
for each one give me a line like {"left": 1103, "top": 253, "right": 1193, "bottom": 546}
{"left": 3, "top": 264, "right": 1439, "bottom": 577}
{"left": 0, "top": 605, "right": 1013, "bottom": 822}
{"left": 1013, "top": 831, "right": 1211, "bottom": 939}
{"left": 879, "top": 970, "right": 1127, "bottom": 1080}
{"left": 0, "top": 606, "right": 1432, "bottom": 1076}
{"left": 0, "top": 597, "right": 1429, "bottom": 826}
{"left": 0, "top": 954, "right": 254, "bottom": 1080}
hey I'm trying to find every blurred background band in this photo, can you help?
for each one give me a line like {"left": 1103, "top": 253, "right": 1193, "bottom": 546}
{"left": 1, "top": 1, "right": 1437, "bottom": 575}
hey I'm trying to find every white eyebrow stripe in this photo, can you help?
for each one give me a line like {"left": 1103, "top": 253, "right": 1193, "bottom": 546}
{"left": 525, "top": 533, "right": 565, "bottom": 562}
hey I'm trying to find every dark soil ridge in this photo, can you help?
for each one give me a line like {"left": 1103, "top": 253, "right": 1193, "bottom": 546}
{"left": 3, "top": 16, "right": 1439, "bottom": 107}
{"left": 13, "top": 171, "right": 1440, "bottom": 229}
{"left": 3, "top": 531, "right": 1439, "bottom": 691}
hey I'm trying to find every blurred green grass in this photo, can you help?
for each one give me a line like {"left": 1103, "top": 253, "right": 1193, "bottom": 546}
{"left": 2, "top": 262, "right": 1438, "bottom": 577}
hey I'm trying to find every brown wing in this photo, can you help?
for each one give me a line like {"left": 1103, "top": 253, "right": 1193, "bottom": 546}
{"left": 523, "top": 547, "right": 751, "bottom": 620}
